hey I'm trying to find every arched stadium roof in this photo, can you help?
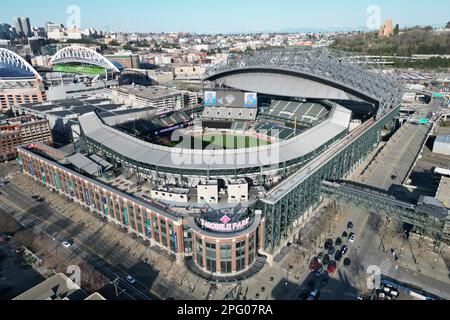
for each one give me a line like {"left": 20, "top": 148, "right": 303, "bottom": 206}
{"left": 50, "top": 46, "right": 120, "bottom": 73}
{"left": 204, "top": 47, "right": 403, "bottom": 119}
{"left": 0, "top": 48, "right": 42, "bottom": 80}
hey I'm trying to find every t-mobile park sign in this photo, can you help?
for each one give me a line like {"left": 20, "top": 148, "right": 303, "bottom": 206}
{"left": 200, "top": 215, "right": 251, "bottom": 233}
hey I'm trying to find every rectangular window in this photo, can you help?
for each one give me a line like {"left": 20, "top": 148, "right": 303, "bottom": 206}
{"left": 168, "top": 224, "right": 177, "bottom": 252}
{"left": 160, "top": 219, "right": 167, "bottom": 247}
{"left": 236, "top": 240, "right": 246, "bottom": 272}
{"left": 196, "top": 236, "right": 203, "bottom": 268}
{"left": 205, "top": 242, "right": 216, "bottom": 273}
{"left": 102, "top": 196, "right": 108, "bottom": 216}
{"left": 183, "top": 225, "right": 192, "bottom": 254}
{"left": 220, "top": 244, "right": 232, "bottom": 274}
{"left": 248, "top": 235, "right": 255, "bottom": 265}
{"left": 153, "top": 217, "right": 160, "bottom": 243}
{"left": 122, "top": 205, "right": 128, "bottom": 226}
{"left": 128, "top": 204, "right": 136, "bottom": 231}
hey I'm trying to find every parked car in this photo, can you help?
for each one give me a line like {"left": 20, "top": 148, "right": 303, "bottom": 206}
{"left": 324, "top": 239, "right": 333, "bottom": 250}
{"left": 317, "top": 252, "right": 324, "bottom": 263}
{"left": 322, "top": 254, "right": 330, "bottom": 266}
{"left": 347, "top": 221, "right": 354, "bottom": 229}
{"left": 62, "top": 240, "right": 72, "bottom": 248}
{"left": 327, "top": 246, "right": 336, "bottom": 256}
{"left": 335, "top": 237, "right": 342, "bottom": 247}
{"left": 327, "top": 261, "right": 337, "bottom": 275}
{"left": 390, "top": 290, "right": 399, "bottom": 299}
{"left": 309, "top": 257, "right": 319, "bottom": 271}
{"left": 349, "top": 233, "right": 356, "bottom": 243}
{"left": 126, "top": 275, "right": 136, "bottom": 284}
{"left": 341, "top": 245, "right": 349, "bottom": 255}
{"left": 334, "top": 251, "right": 342, "bottom": 262}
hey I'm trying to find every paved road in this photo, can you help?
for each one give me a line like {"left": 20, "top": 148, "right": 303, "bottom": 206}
{"left": 318, "top": 100, "right": 450, "bottom": 300}
{"left": 0, "top": 181, "right": 194, "bottom": 300}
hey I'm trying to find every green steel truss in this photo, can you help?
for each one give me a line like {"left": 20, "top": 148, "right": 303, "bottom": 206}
{"left": 321, "top": 181, "right": 447, "bottom": 245}
{"left": 261, "top": 107, "right": 399, "bottom": 253}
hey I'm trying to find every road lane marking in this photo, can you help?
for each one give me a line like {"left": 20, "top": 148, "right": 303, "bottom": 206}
{"left": 0, "top": 187, "right": 160, "bottom": 300}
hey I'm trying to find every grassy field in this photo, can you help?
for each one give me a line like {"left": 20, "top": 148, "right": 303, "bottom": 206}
{"left": 52, "top": 64, "right": 106, "bottom": 75}
{"left": 183, "top": 133, "right": 271, "bottom": 150}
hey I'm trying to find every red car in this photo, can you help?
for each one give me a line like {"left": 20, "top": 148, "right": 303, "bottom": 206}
{"left": 327, "top": 261, "right": 337, "bottom": 275}
{"left": 309, "top": 257, "right": 319, "bottom": 271}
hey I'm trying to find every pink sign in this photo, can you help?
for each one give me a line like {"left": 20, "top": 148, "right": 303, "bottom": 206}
{"left": 220, "top": 215, "right": 231, "bottom": 224}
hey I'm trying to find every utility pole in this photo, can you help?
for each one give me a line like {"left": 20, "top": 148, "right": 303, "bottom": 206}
{"left": 110, "top": 277, "right": 125, "bottom": 298}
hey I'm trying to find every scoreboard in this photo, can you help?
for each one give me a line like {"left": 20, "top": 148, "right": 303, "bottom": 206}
{"left": 204, "top": 90, "right": 257, "bottom": 108}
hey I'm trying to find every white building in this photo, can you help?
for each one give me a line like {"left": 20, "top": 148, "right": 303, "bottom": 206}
{"left": 197, "top": 180, "right": 219, "bottom": 204}
{"left": 227, "top": 179, "right": 248, "bottom": 203}
{"left": 433, "top": 135, "right": 450, "bottom": 156}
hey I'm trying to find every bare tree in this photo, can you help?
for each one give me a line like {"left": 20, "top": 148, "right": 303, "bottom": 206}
{"left": 0, "top": 213, "right": 20, "bottom": 234}
{"left": 79, "top": 260, "right": 108, "bottom": 293}
{"left": 10, "top": 230, "right": 35, "bottom": 250}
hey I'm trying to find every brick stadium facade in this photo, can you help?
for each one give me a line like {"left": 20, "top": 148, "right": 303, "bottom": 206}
{"left": 17, "top": 145, "right": 263, "bottom": 278}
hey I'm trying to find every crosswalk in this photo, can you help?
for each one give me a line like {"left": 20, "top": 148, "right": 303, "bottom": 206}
{"left": 380, "top": 260, "right": 392, "bottom": 276}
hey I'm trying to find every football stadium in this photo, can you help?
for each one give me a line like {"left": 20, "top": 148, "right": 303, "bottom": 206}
{"left": 0, "top": 48, "right": 46, "bottom": 112}
{"left": 49, "top": 45, "right": 120, "bottom": 78}
{"left": 18, "top": 47, "right": 406, "bottom": 281}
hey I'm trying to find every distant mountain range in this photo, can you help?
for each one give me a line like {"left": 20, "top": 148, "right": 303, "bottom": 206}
{"left": 201, "top": 22, "right": 448, "bottom": 35}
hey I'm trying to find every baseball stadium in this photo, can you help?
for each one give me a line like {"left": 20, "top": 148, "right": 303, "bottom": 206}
{"left": 18, "top": 47, "right": 407, "bottom": 281}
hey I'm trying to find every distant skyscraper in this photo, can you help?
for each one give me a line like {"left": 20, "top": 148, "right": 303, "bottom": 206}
{"left": 12, "top": 17, "right": 32, "bottom": 38}
{"left": 13, "top": 17, "right": 24, "bottom": 37}
{"left": 21, "top": 17, "right": 32, "bottom": 37}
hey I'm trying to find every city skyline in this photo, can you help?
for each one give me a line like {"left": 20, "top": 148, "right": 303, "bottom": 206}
{"left": 1, "top": 0, "right": 449, "bottom": 34}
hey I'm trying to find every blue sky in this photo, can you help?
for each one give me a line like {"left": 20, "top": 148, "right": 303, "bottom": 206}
{"left": 1, "top": 0, "right": 449, "bottom": 33}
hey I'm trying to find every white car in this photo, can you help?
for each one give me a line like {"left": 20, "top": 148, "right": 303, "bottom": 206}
{"left": 62, "top": 241, "right": 72, "bottom": 248}
{"left": 126, "top": 275, "right": 136, "bottom": 284}
{"left": 349, "top": 234, "right": 356, "bottom": 243}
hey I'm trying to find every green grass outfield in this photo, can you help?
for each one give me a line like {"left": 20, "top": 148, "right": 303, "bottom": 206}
{"left": 52, "top": 64, "right": 106, "bottom": 75}
{"left": 176, "top": 133, "right": 271, "bottom": 150}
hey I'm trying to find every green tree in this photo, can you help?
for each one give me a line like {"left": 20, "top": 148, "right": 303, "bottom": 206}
{"left": 394, "top": 24, "right": 400, "bottom": 36}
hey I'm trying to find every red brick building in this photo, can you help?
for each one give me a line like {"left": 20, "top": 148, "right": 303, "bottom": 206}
{"left": 0, "top": 115, "right": 53, "bottom": 161}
